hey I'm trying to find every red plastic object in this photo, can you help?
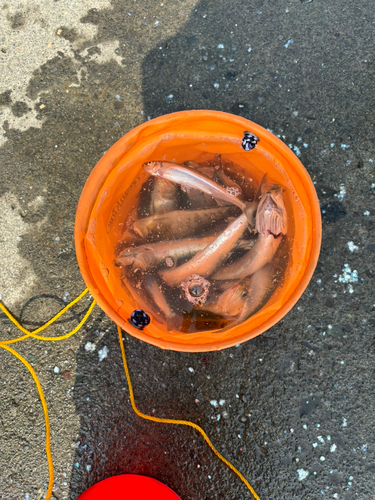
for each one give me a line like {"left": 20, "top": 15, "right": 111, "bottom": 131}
{"left": 77, "top": 474, "right": 181, "bottom": 499}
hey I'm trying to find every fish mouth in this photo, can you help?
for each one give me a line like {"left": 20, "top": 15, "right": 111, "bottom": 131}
{"left": 143, "top": 161, "right": 161, "bottom": 175}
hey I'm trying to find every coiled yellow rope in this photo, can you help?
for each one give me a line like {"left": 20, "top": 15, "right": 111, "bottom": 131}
{"left": 0, "top": 289, "right": 260, "bottom": 500}
{"left": 0, "top": 288, "right": 96, "bottom": 499}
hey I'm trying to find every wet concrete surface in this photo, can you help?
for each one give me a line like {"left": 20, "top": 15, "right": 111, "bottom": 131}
{"left": 0, "top": 0, "right": 374, "bottom": 499}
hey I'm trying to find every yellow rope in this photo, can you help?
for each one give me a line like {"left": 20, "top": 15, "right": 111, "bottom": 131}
{"left": 0, "top": 288, "right": 92, "bottom": 343}
{"left": 0, "top": 343, "right": 54, "bottom": 500}
{"left": 117, "top": 325, "right": 260, "bottom": 500}
{"left": 0, "top": 288, "right": 260, "bottom": 499}
{"left": 0, "top": 288, "right": 95, "bottom": 500}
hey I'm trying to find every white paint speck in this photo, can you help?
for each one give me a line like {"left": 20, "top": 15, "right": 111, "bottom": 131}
{"left": 342, "top": 417, "right": 347, "bottom": 427}
{"left": 210, "top": 400, "right": 218, "bottom": 408}
{"left": 347, "top": 241, "right": 359, "bottom": 252}
{"left": 98, "top": 346, "right": 109, "bottom": 361}
{"left": 85, "top": 342, "right": 96, "bottom": 352}
{"left": 166, "top": 94, "right": 173, "bottom": 99}
{"left": 219, "top": 399, "right": 226, "bottom": 406}
{"left": 364, "top": 210, "right": 370, "bottom": 216}
{"left": 247, "top": 47, "right": 252, "bottom": 52}
{"left": 335, "top": 184, "right": 346, "bottom": 201}
{"left": 53, "top": 366, "right": 60, "bottom": 373}
{"left": 303, "top": 424, "right": 307, "bottom": 429}
{"left": 330, "top": 443, "right": 337, "bottom": 452}
{"left": 313, "top": 443, "right": 318, "bottom": 448}
{"left": 55, "top": 236, "right": 60, "bottom": 242}
{"left": 188, "top": 367, "right": 194, "bottom": 373}
{"left": 338, "top": 264, "right": 358, "bottom": 285}
{"left": 341, "top": 144, "right": 350, "bottom": 150}
{"left": 320, "top": 456, "right": 325, "bottom": 461}
{"left": 317, "top": 436, "right": 325, "bottom": 444}
{"left": 285, "top": 39, "right": 294, "bottom": 48}
{"left": 154, "top": 20, "right": 160, "bottom": 26}
{"left": 86, "top": 465, "right": 91, "bottom": 471}
{"left": 297, "top": 469, "right": 309, "bottom": 480}
{"left": 217, "top": 44, "right": 224, "bottom": 49}
{"left": 213, "top": 83, "right": 219, "bottom": 88}
{"left": 293, "top": 145, "right": 301, "bottom": 156}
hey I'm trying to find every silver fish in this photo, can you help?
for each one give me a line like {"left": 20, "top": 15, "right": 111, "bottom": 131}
{"left": 143, "top": 161, "right": 257, "bottom": 225}
{"left": 150, "top": 178, "right": 179, "bottom": 215}
{"left": 144, "top": 275, "right": 178, "bottom": 330}
{"left": 196, "top": 280, "right": 248, "bottom": 318}
{"left": 217, "top": 264, "right": 276, "bottom": 332}
{"left": 235, "top": 265, "right": 275, "bottom": 324}
{"left": 115, "top": 235, "right": 255, "bottom": 270}
{"left": 131, "top": 205, "right": 239, "bottom": 240}
{"left": 213, "top": 182, "right": 286, "bottom": 280}
{"left": 121, "top": 276, "right": 165, "bottom": 327}
{"left": 160, "top": 213, "right": 248, "bottom": 287}
{"left": 183, "top": 161, "right": 222, "bottom": 209}
{"left": 212, "top": 232, "right": 282, "bottom": 281}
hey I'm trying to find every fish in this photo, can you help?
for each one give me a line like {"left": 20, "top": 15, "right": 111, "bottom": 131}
{"left": 120, "top": 275, "right": 166, "bottom": 327}
{"left": 131, "top": 205, "right": 240, "bottom": 240}
{"left": 213, "top": 182, "right": 286, "bottom": 280}
{"left": 182, "top": 161, "right": 221, "bottom": 209}
{"left": 212, "top": 232, "right": 282, "bottom": 281}
{"left": 150, "top": 177, "right": 179, "bottom": 215}
{"left": 144, "top": 275, "right": 178, "bottom": 330}
{"left": 115, "top": 235, "right": 256, "bottom": 270}
{"left": 196, "top": 280, "right": 248, "bottom": 317}
{"left": 255, "top": 183, "right": 288, "bottom": 236}
{"left": 216, "top": 264, "right": 277, "bottom": 332}
{"left": 234, "top": 265, "right": 275, "bottom": 325}
{"left": 143, "top": 161, "right": 257, "bottom": 225}
{"left": 159, "top": 213, "right": 248, "bottom": 287}
{"left": 216, "top": 169, "right": 244, "bottom": 199}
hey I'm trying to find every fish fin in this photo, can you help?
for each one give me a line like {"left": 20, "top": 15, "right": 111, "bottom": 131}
{"left": 255, "top": 172, "right": 268, "bottom": 200}
{"left": 184, "top": 160, "right": 200, "bottom": 169}
{"left": 244, "top": 201, "right": 257, "bottom": 227}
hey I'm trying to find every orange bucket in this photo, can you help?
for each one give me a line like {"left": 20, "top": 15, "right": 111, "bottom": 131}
{"left": 74, "top": 110, "right": 321, "bottom": 352}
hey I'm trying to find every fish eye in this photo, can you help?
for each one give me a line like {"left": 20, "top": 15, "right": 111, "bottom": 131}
{"left": 241, "top": 291, "right": 248, "bottom": 298}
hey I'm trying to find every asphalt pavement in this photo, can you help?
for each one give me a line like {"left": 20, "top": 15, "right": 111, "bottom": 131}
{"left": 0, "top": 1, "right": 374, "bottom": 499}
